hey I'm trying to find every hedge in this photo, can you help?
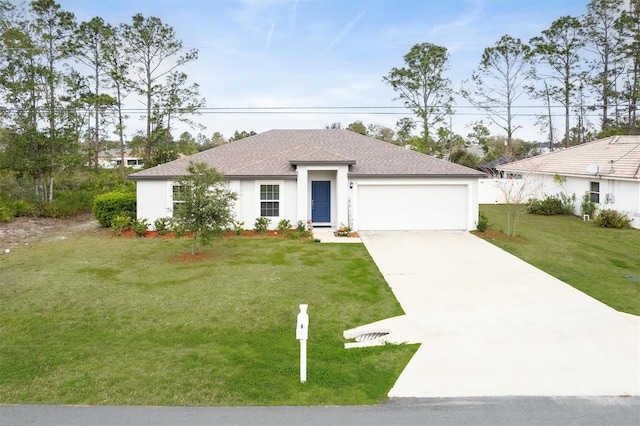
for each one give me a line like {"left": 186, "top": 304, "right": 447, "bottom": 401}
{"left": 93, "top": 191, "right": 136, "bottom": 227}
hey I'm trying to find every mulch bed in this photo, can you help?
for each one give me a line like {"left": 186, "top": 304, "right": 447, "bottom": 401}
{"left": 115, "top": 229, "right": 308, "bottom": 240}
{"left": 471, "top": 227, "right": 525, "bottom": 242}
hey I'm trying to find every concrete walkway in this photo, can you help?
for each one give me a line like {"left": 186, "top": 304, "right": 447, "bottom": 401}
{"left": 346, "top": 231, "right": 640, "bottom": 398}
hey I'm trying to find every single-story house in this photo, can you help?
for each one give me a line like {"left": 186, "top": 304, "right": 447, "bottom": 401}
{"left": 497, "top": 135, "right": 640, "bottom": 228}
{"left": 98, "top": 149, "right": 144, "bottom": 169}
{"left": 129, "top": 129, "right": 485, "bottom": 231}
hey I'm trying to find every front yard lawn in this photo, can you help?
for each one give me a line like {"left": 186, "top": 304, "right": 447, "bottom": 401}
{"left": 478, "top": 204, "right": 640, "bottom": 315}
{"left": 0, "top": 233, "right": 416, "bottom": 406}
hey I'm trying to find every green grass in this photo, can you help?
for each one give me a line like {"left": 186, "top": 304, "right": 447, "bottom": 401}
{"left": 0, "top": 234, "right": 416, "bottom": 406}
{"left": 479, "top": 204, "right": 640, "bottom": 315}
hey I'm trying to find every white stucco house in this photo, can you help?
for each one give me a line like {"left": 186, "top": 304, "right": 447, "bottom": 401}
{"left": 497, "top": 135, "right": 640, "bottom": 228}
{"left": 129, "top": 129, "right": 485, "bottom": 231}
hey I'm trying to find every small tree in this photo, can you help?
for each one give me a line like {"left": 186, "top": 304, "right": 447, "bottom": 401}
{"left": 173, "top": 161, "right": 237, "bottom": 254}
{"left": 495, "top": 172, "right": 542, "bottom": 237}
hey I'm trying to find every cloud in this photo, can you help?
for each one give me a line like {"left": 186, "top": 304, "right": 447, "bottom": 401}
{"left": 327, "top": 9, "right": 366, "bottom": 49}
{"left": 430, "top": 0, "right": 483, "bottom": 36}
{"left": 266, "top": 20, "right": 275, "bottom": 49}
{"left": 288, "top": 0, "right": 298, "bottom": 37}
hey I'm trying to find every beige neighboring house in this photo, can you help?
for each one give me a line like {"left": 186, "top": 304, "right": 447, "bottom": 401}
{"left": 98, "top": 149, "right": 144, "bottom": 169}
{"left": 497, "top": 135, "right": 640, "bottom": 228}
{"left": 129, "top": 129, "right": 485, "bottom": 231}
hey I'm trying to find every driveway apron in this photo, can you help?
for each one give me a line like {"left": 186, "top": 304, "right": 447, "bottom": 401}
{"left": 354, "top": 231, "right": 640, "bottom": 397}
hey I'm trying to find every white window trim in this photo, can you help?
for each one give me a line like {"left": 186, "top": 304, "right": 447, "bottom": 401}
{"left": 256, "top": 180, "right": 284, "bottom": 219}
{"left": 590, "top": 181, "right": 600, "bottom": 204}
{"left": 171, "top": 182, "right": 184, "bottom": 216}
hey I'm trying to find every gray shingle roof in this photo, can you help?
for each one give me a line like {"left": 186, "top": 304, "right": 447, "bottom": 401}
{"left": 497, "top": 135, "right": 640, "bottom": 180}
{"left": 129, "top": 129, "right": 485, "bottom": 180}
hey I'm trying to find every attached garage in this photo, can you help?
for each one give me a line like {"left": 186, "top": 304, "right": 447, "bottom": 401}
{"left": 355, "top": 181, "right": 473, "bottom": 231}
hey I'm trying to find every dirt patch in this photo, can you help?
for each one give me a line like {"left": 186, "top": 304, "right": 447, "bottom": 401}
{"left": 171, "top": 252, "right": 213, "bottom": 263}
{"left": 471, "top": 227, "right": 524, "bottom": 242}
{"left": 0, "top": 213, "right": 100, "bottom": 249}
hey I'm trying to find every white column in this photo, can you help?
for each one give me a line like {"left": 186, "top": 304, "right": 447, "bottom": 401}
{"left": 296, "top": 166, "right": 309, "bottom": 225}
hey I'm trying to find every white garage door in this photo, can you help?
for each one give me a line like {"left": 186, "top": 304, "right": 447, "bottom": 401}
{"left": 357, "top": 185, "right": 468, "bottom": 231}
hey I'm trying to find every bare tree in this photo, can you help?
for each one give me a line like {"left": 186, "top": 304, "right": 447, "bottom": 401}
{"left": 494, "top": 172, "right": 542, "bottom": 237}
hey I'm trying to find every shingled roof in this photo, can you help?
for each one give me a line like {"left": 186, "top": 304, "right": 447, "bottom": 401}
{"left": 497, "top": 135, "right": 640, "bottom": 180}
{"left": 129, "top": 129, "right": 485, "bottom": 180}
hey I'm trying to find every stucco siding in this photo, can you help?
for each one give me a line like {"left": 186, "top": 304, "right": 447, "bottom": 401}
{"left": 232, "top": 179, "right": 297, "bottom": 229}
{"left": 136, "top": 180, "right": 171, "bottom": 227}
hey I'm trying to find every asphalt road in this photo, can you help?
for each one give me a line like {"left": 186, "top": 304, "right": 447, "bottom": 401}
{"left": 2, "top": 397, "right": 639, "bottom": 426}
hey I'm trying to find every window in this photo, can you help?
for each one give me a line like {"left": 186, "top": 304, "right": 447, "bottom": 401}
{"left": 172, "top": 184, "right": 184, "bottom": 214}
{"left": 590, "top": 181, "right": 600, "bottom": 203}
{"left": 260, "top": 184, "right": 279, "bottom": 217}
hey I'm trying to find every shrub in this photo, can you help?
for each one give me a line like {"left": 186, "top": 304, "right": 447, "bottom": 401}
{"left": 277, "top": 218, "right": 292, "bottom": 230}
{"left": 231, "top": 219, "right": 245, "bottom": 236}
{"left": 526, "top": 195, "right": 573, "bottom": 216}
{"left": 34, "top": 192, "right": 92, "bottom": 218}
{"left": 296, "top": 220, "right": 307, "bottom": 233}
{"left": 154, "top": 217, "right": 172, "bottom": 236}
{"left": 594, "top": 209, "right": 631, "bottom": 229}
{"left": 33, "top": 201, "right": 67, "bottom": 218}
{"left": 477, "top": 212, "right": 488, "bottom": 232}
{"left": 171, "top": 220, "right": 188, "bottom": 237}
{"left": 0, "top": 204, "right": 13, "bottom": 223}
{"left": 580, "top": 192, "right": 597, "bottom": 218}
{"left": 110, "top": 215, "right": 132, "bottom": 235}
{"left": 131, "top": 218, "right": 149, "bottom": 237}
{"left": 93, "top": 191, "right": 136, "bottom": 227}
{"left": 10, "top": 200, "right": 34, "bottom": 217}
{"left": 254, "top": 217, "right": 271, "bottom": 234}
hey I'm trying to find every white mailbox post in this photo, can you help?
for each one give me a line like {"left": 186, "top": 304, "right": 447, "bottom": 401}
{"left": 296, "top": 304, "right": 309, "bottom": 383}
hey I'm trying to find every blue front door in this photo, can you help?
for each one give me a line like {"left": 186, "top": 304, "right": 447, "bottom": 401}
{"left": 311, "top": 181, "right": 331, "bottom": 223}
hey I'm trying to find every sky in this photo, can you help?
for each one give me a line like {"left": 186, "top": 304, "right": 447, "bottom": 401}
{"left": 56, "top": 0, "right": 597, "bottom": 143}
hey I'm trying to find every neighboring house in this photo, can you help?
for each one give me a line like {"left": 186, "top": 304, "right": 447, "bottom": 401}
{"left": 129, "top": 129, "right": 485, "bottom": 231}
{"left": 98, "top": 149, "right": 144, "bottom": 169}
{"left": 477, "top": 156, "right": 525, "bottom": 178}
{"left": 497, "top": 135, "right": 640, "bottom": 228}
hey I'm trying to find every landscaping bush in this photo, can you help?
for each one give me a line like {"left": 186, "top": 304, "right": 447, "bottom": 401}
{"left": 476, "top": 212, "right": 488, "bottom": 232}
{"left": 110, "top": 215, "right": 131, "bottom": 235}
{"left": 154, "top": 217, "right": 172, "bottom": 236}
{"left": 594, "top": 209, "right": 631, "bottom": 229}
{"left": 231, "top": 219, "right": 245, "bottom": 236}
{"left": 171, "top": 220, "right": 188, "bottom": 237}
{"left": 131, "top": 218, "right": 149, "bottom": 237}
{"left": 277, "top": 218, "right": 292, "bottom": 230}
{"left": 254, "top": 217, "right": 271, "bottom": 234}
{"left": 580, "top": 192, "right": 597, "bottom": 218}
{"left": 526, "top": 195, "right": 573, "bottom": 216}
{"left": 93, "top": 191, "right": 136, "bottom": 227}
{"left": 296, "top": 220, "right": 307, "bottom": 233}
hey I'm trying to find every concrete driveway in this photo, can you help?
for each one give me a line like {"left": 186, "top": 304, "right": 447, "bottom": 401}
{"left": 345, "top": 231, "right": 640, "bottom": 397}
